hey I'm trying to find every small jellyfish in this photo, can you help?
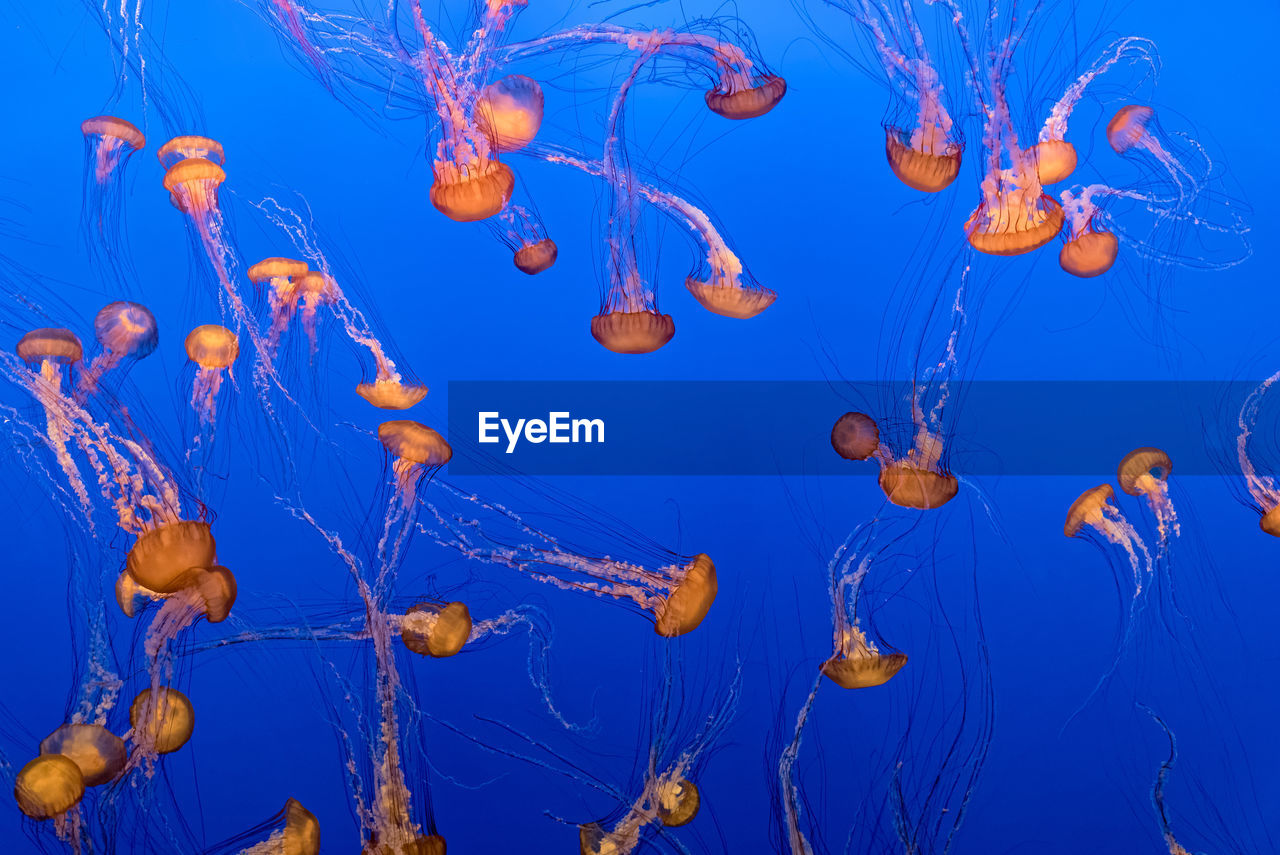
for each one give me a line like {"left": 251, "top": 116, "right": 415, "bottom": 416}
{"left": 229, "top": 798, "right": 321, "bottom": 855}
{"left": 77, "top": 301, "right": 159, "bottom": 396}
{"left": 248, "top": 256, "right": 312, "bottom": 357}
{"left": 830, "top": 412, "right": 880, "bottom": 461}
{"left": 513, "top": 238, "right": 558, "bottom": 275}
{"left": 876, "top": 424, "right": 959, "bottom": 510}
{"left": 13, "top": 754, "right": 85, "bottom": 820}
{"left": 378, "top": 420, "right": 453, "bottom": 508}
{"left": 163, "top": 156, "right": 226, "bottom": 218}
{"left": 356, "top": 375, "right": 430, "bottom": 410}
{"left": 706, "top": 73, "right": 787, "bottom": 120}
{"left": 39, "top": 724, "right": 127, "bottom": 788}
{"left": 15, "top": 328, "right": 91, "bottom": 509}
{"left": 475, "top": 74, "right": 544, "bottom": 153}
{"left": 81, "top": 115, "right": 146, "bottom": 184}
{"left": 821, "top": 521, "right": 907, "bottom": 690}
{"left": 129, "top": 686, "right": 195, "bottom": 755}
{"left": 1117, "top": 447, "right": 1178, "bottom": 542}
{"left": 1058, "top": 221, "right": 1120, "bottom": 278}
{"left": 821, "top": 625, "right": 907, "bottom": 690}
{"left": 399, "top": 601, "right": 472, "bottom": 658}
{"left": 185, "top": 324, "right": 239, "bottom": 422}
{"left": 1107, "top": 105, "right": 1162, "bottom": 156}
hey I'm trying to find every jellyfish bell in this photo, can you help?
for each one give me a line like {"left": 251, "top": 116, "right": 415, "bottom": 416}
{"left": 364, "top": 834, "right": 447, "bottom": 855}
{"left": 126, "top": 520, "right": 217, "bottom": 594}
{"left": 831, "top": 412, "right": 880, "bottom": 461}
{"left": 656, "top": 777, "right": 700, "bottom": 827}
{"left": 130, "top": 687, "right": 195, "bottom": 754}
{"left": 684, "top": 276, "right": 776, "bottom": 320}
{"left": 282, "top": 798, "right": 322, "bottom": 855}
{"left": 513, "top": 238, "right": 558, "bottom": 275}
{"left": 1107, "top": 105, "right": 1155, "bottom": 154}
{"left": 705, "top": 74, "right": 787, "bottom": 120}
{"left": 878, "top": 464, "right": 958, "bottom": 510}
{"left": 590, "top": 311, "right": 675, "bottom": 354}
{"left": 172, "top": 565, "right": 238, "bottom": 623}
{"left": 81, "top": 115, "right": 146, "bottom": 151}
{"left": 163, "top": 157, "right": 227, "bottom": 213}
{"left": 39, "top": 723, "right": 127, "bottom": 788}
{"left": 1117, "top": 447, "right": 1172, "bottom": 496}
{"left": 821, "top": 651, "right": 908, "bottom": 689}
{"left": 16, "top": 328, "right": 84, "bottom": 367}
{"left": 884, "top": 128, "right": 963, "bottom": 193}
{"left": 1032, "top": 139, "right": 1078, "bottom": 186}
{"left": 95, "top": 301, "right": 158, "bottom": 358}
{"left": 247, "top": 256, "right": 309, "bottom": 285}
{"left": 157, "top": 135, "right": 225, "bottom": 170}
{"left": 356, "top": 379, "right": 430, "bottom": 410}
{"left": 475, "top": 74, "right": 545, "bottom": 153}
{"left": 965, "top": 187, "right": 1066, "bottom": 256}
{"left": 185, "top": 324, "right": 239, "bottom": 369}
{"left": 379, "top": 420, "right": 452, "bottom": 466}
{"left": 1063, "top": 484, "right": 1116, "bottom": 537}
{"left": 401, "top": 601, "right": 472, "bottom": 658}
{"left": 653, "top": 554, "right": 717, "bottom": 637}
{"left": 429, "top": 159, "right": 515, "bottom": 222}
{"left": 13, "top": 754, "right": 84, "bottom": 820}
{"left": 1060, "top": 229, "right": 1120, "bottom": 278}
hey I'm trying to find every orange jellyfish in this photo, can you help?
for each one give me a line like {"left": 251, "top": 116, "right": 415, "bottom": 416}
{"left": 40, "top": 723, "right": 127, "bottom": 788}
{"left": 830, "top": 412, "right": 880, "bottom": 462}
{"left": 13, "top": 754, "right": 85, "bottom": 820}
{"left": 228, "top": 798, "right": 321, "bottom": 855}
{"left": 475, "top": 74, "right": 545, "bottom": 152}
{"left": 399, "top": 601, "right": 472, "bottom": 658}
{"left": 423, "top": 481, "right": 718, "bottom": 636}
{"left": 77, "top": 301, "right": 159, "bottom": 397}
{"left": 129, "top": 686, "right": 195, "bottom": 755}
{"left": 1235, "top": 371, "right": 1280, "bottom": 536}
{"left": 81, "top": 115, "right": 145, "bottom": 185}
{"left": 15, "top": 328, "right": 92, "bottom": 510}
{"left": 875, "top": 422, "right": 959, "bottom": 510}
{"left": 821, "top": 521, "right": 907, "bottom": 689}
{"left": 513, "top": 238, "right": 558, "bottom": 275}
{"left": 248, "top": 256, "right": 312, "bottom": 357}
{"left": 706, "top": 73, "right": 786, "bottom": 120}
{"left": 125, "top": 520, "right": 217, "bottom": 594}
{"left": 1032, "top": 38, "right": 1157, "bottom": 186}
{"left": 1058, "top": 198, "right": 1121, "bottom": 278}
{"left": 378, "top": 420, "right": 453, "bottom": 508}
{"left": 185, "top": 324, "right": 239, "bottom": 422}
{"left": 1117, "top": 447, "right": 1178, "bottom": 541}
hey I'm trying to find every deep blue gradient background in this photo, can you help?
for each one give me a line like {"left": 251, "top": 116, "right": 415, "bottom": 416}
{"left": 1, "top": 0, "right": 1278, "bottom": 852}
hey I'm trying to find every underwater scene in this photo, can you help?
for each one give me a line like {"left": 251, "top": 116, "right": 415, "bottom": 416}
{"left": 0, "top": 0, "right": 1276, "bottom": 852}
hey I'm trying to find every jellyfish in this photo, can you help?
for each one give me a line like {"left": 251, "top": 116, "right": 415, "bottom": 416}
{"left": 476, "top": 74, "right": 545, "bottom": 153}
{"left": 1235, "top": 370, "right": 1280, "bottom": 535}
{"left": 830, "top": 411, "right": 880, "bottom": 462}
{"left": 1118, "top": 447, "right": 1179, "bottom": 542}
{"left": 420, "top": 480, "right": 717, "bottom": 636}
{"left": 76, "top": 301, "right": 159, "bottom": 398}
{"left": 185, "top": 324, "right": 239, "bottom": 423}
{"left": 802, "top": 0, "right": 961, "bottom": 192}
{"left": 14, "top": 328, "right": 93, "bottom": 513}
{"left": 489, "top": 204, "right": 558, "bottom": 275}
{"left": 1032, "top": 38, "right": 1159, "bottom": 186}
{"left": 39, "top": 723, "right": 127, "bottom": 788}
{"left": 13, "top": 753, "right": 85, "bottom": 820}
{"left": 399, "top": 601, "right": 472, "bottom": 658}
{"left": 80, "top": 116, "right": 146, "bottom": 286}
{"left": 872, "top": 417, "right": 959, "bottom": 510}
{"left": 248, "top": 256, "right": 312, "bottom": 357}
{"left": 128, "top": 686, "right": 195, "bottom": 756}
{"left": 821, "top": 529, "right": 907, "bottom": 690}
{"left": 379, "top": 420, "right": 452, "bottom": 510}
{"left": 223, "top": 798, "right": 321, "bottom": 855}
